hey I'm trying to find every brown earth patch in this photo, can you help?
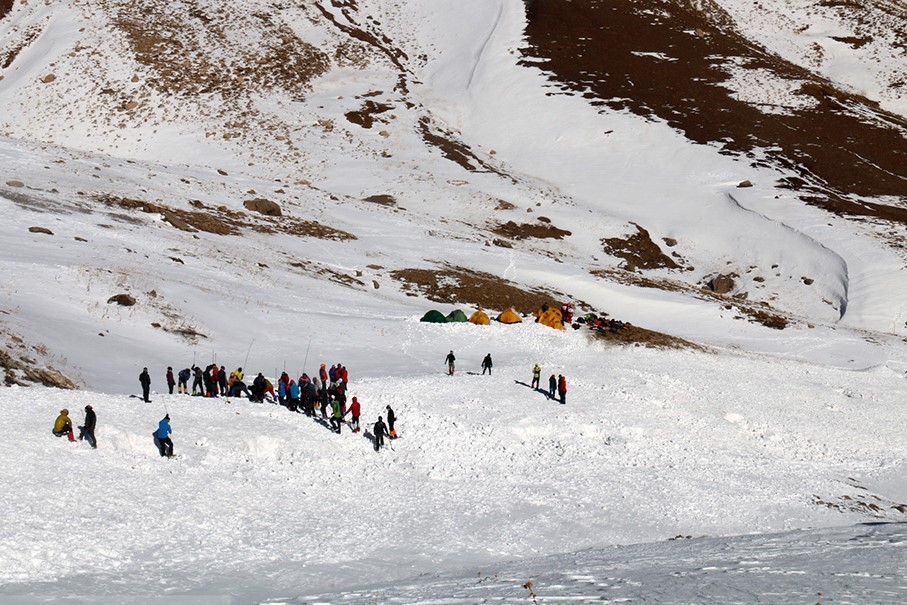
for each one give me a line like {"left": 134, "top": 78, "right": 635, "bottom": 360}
{"left": 493, "top": 220, "right": 571, "bottom": 240}
{"left": 289, "top": 259, "right": 366, "bottom": 288}
{"left": 391, "top": 266, "right": 558, "bottom": 314}
{"left": 418, "top": 117, "right": 510, "bottom": 178}
{"left": 521, "top": 0, "right": 907, "bottom": 220}
{"left": 313, "top": 1, "right": 409, "bottom": 93}
{"left": 591, "top": 267, "right": 789, "bottom": 330}
{"left": 602, "top": 223, "right": 680, "bottom": 270}
{"left": 111, "top": 0, "right": 330, "bottom": 98}
{"left": 1, "top": 24, "right": 41, "bottom": 68}
{"left": 590, "top": 323, "right": 704, "bottom": 350}
{"left": 363, "top": 194, "right": 397, "bottom": 207}
{"left": 0, "top": 0, "right": 11, "bottom": 20}
{"left": 96, "top": 194, "right": 355, "bottom": 240}
{"left": 345, "top": 100, "right": 393, "bottom": 129}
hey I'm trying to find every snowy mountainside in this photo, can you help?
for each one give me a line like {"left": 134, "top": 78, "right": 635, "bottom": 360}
{"left": 2, "top": 0, "right": 907, "bottom": 601}
{"left": 1, "top": 0, "right": 907, "bottom": 388}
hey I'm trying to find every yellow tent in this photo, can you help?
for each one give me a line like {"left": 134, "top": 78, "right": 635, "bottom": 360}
{"left": 537, "top": 307, "right": 565, "bottom": 330}
{"left": 469, "top": 309, "right": 491, "bottom": 325}
{"left": 497, "top": 308, "right": 522, "bottom": 324}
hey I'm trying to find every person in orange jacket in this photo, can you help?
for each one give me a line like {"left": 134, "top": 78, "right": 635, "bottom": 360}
{"left": 557, "top": 374, "right": 567, "bottom": 405}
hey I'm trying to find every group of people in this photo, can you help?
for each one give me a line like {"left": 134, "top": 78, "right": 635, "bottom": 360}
{"left": 52, "top": 406, "right": 97, "bottom": 448}
{"left": 531, "top": 363, "right": 568, "bottom": 404}
{"left": 55, "top": 349, "right": 572, "bottom": 456}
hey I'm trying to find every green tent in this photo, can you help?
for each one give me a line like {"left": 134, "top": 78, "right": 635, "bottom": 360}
{"left": 446, "top": 309, "right": 469, "bottom": 322}
{"left": 420, "top": 309, "right": 448, "bottom": 323}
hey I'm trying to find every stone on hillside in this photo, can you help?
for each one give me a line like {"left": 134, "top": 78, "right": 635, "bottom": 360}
{"left": 244, "top": 198, "right": 282, "bottom": 216}
{"left": 41, "top": 74, "right": 56, "bottom": 84}
{"left": 6, "top": 180, "right": 24, "bottom": 187}
{"left": 107, "top": 293, "right": 136, "bottom": 306}
{"left": 28, "top": 226, "right": 53, "bottom": 235}
{"left": 706, "top": 274, "right": 735, "bottom": 294}
{"left": 737, "top": 180, "right": 753, "bottom": 188}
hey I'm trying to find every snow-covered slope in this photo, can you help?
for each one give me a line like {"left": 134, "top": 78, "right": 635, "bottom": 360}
{"left": 3, "top": 342, "right": 907, "bottom": 601}
{"left": 1, "top": 0, "right": 907, "bottom": 601}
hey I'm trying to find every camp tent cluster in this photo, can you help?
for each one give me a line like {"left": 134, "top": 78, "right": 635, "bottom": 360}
{"left": 420, "top": 304, "right": 569, "bottom": 329}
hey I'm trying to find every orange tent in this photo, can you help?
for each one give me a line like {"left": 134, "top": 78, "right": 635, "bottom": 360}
{"left": 497, "top": 308, "right": 522, "bottom": 324}
{"left": 537, "top": 307, "right": 565, "bottom": 330}
{"left": 469, "top": 310, "right": 491, "bottom": 325}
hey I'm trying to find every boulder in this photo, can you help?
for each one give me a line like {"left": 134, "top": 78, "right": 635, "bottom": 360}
{"left": 243, "top": 198, "right": 282, "bottom": 216}
{"left": 107, "top": 294, "right": 136, "bottom": 306}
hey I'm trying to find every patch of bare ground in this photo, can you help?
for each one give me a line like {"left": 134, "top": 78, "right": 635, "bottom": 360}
{"left": 0, "top": 326, "right": 78, "bottom": 388}
{"left": 288, "top": 259, "right": 366, "bottom": 288}
{"left": 591, "top": 268, "right": 789, "bottom": 330}
{"left": 345, "top": 101, "right": 393, "bottom": 128}
{"left": 813, "top": 478, "right": 907, "bottom": 520}
{"left": 418, "top": 117, "right": 511, "bottom": 178}
{"left": 492, "top": 220, "right": 571, "bottom": 240}
{"left": 363, "top": 194, "right": 397, "bottom": 207}
{"left": 1, "top": 24, "right": 41, "bottom": 68}
{"left": 0, "top": 0, "right": 11, "bottom": 20}
{"left": 95, "top": 194, "right": 355, "bottom": 241}
{"left": 590, "top": 323, "right": 704, "bottom": 350}
{"left": 391, "top": 266, "right": 558, "bottom": 314}
{"left": 602, "top": 223, "right": 681, "bottom": 270}
{"left": 109, "top": 0, "right": 329, "bottom": 98}
{"left": 521, "top": 0, "right": 907, "bottom": 220}
{"left": 312, "top": 1, "right": 408, "bottom": 93}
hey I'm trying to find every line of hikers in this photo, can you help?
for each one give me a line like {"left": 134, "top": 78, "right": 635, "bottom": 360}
{"left": 531, "top": 363, "right": 567, "bottom": 404}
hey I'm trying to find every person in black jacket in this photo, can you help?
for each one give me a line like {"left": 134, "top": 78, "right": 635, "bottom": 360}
{"left": 386, "top": 405, "right": 397, "bottom": 439}
{"left": 373, "top": 416, "right": 389, "bottom": 451}
{"left": 78, "top": 405, "right": 97, "bottom": 448}
{"left": 166, "top": 367, "right": 175, "bottom": 395}
{"left": 481, "top": 353, "right": 493, "bottom": 375}
{"left": 139, "top": 367, "right": 151, "bottom": 402}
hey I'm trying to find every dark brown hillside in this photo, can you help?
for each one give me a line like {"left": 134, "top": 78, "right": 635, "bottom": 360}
{"left": 521, "top": 0, "right": 907, "bottom": 220}
{"left": 0, "top": 0, "right": 12, "bottom": 20}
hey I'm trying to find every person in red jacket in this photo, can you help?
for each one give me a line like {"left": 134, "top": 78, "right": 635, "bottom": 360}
{"left": 557, "top": 374, "right": 567, "bottom": 405}
{"left": 166, "top": 367, "right": 176, "bottom": 395}
{"left": 346, "top": 396, "right": 361, "bottom": 432}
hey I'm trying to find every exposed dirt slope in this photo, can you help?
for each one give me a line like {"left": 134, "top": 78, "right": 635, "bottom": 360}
{"left": 522, "top": 0, "right": 907, "bottom": 219}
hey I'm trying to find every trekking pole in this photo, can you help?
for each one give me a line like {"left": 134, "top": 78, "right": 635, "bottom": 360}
{"left": 243, "top": 338, "right": 255, "bottom": 370}
{"left": 302, "top": 337, "right": 312, "bottom": 373}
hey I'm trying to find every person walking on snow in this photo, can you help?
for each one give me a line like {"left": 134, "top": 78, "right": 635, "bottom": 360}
{"left": 373, "top": 416, "right": 389, "bottom": 451}
{"left": 481, "top": 354, "right": 493, "bottom": 375}
{"left": 330, "top": 398, "right": 343, "bottom": 433}
{"left": 345, "top": 396, "right": 361, "bottom": 432}
{"left": 78, "top": 405, "right": 97, "bottom": 448}
{"left": 52, "top": 409, "right": 75, "bottom": 441}
{"left": 166, "top": 367, "right": 176, "bottom": 395}
{"left": 548, "top": 374, "right": 557, "bottom": 400}
{"left": 139, "top": 367, "right": 152, "bottom": 402}
{"left": 155, "top": 414, "right": 173, "bottom": 458}
{"left": 558, "top": 374, "right": 567, "bottom": 405}
{"left": 531, "top": 364, "right": 541, "bottom": 390}
{"left": 386, "top": 404, "right": 397, "bottom": 438}
{"left": 445, "top": 350, "right": 456, "bottom": 375}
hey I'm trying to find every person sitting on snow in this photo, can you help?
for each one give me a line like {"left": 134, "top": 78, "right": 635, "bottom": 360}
{"left": 52, "top": 409, "right": 75, "bottom": 442}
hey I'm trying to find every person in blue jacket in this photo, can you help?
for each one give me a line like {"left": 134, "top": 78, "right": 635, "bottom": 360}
{"left": 288, "top": 379, "right": 300, "bottom": 412}
{"left": 155, "top": 414, "right": 173, "bottom": 458}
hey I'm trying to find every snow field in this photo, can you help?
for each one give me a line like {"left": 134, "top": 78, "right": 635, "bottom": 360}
{"left": 3, "top": 324, "right": 907, "bottom": 600}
